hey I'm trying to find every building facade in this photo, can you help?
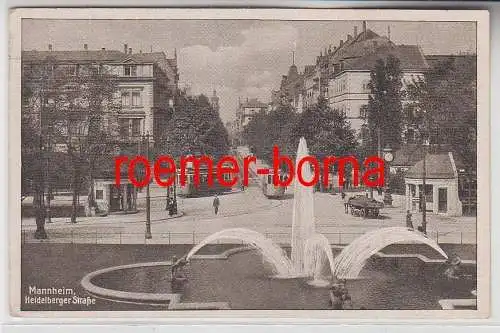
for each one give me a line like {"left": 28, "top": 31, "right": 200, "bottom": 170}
{"left": 22, "top": 44, "right": 179, "bottom": 215}
{"left": 22, "top": 43, "right": 179, "bottom": 147}
{"left": 236, "top": 98, "right": 268, "bottom": 131}
{"left": 271, "top": 22, "right": 429, "bottom": 140}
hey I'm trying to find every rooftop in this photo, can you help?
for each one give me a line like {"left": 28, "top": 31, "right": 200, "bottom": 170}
{"left": 22, "top": 49, "right": 176, "bottom": 66}
{"left": 393, "top": 144, "right": 467, "bottom": 170}
{"left": 405, "top": 152, "right": 457, "bottom": 179}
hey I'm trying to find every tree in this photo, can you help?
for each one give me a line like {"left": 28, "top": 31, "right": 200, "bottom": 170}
{"left": 291, "top": 97, "right": 357, "bottom": 158}
{"left": 405, "top": 55, "right": 477, "bottom": 167}
{"left": 159, "top": 93, "right": 229, "bottom": 158}
{"left": 242, "top": 109, "right": 268, "bottom": 157}
{"left": 366, "top": 55, "right": 404, "bottom": 154}
{"left": 242, "top": 102, "right": 297, "bottom": 164}
{"left": 22, "top": 58, "right": 120, "bottom": 227}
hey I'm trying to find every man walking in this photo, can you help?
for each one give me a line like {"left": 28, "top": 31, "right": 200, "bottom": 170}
{"left": 213, "top": 194, "right": 220, "bottom": 215}
{"left": 406, "top": 210, "right": 414, "bottom": 230}
{"left": 342, "top": 192, "right": 349, "bottom": 214}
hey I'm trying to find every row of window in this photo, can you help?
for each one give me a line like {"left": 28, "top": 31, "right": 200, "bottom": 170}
{"left": 23, "top": 64, "right": 150, "bottom": 78}
{"left": 39, "top": 117, "right": 145, "bottom": 140}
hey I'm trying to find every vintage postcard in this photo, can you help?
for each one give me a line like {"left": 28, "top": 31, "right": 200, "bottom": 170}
{"left": 9, "top": 8, "right": 489, "bottom": 320}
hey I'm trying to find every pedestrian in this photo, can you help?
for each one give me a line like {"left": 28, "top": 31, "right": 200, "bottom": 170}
{"left": 343, "top": 192, "right": 349, "bottom": 214}
{"left": 406, "top": 210, "right": 414, "bottom": 230}
{"left": 213, "top": 194, "right": 220, "bottom": 215}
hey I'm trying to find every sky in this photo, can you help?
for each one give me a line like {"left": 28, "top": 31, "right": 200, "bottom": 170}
{"left": 22, "top": 19, "right": 476, "bottom": 123}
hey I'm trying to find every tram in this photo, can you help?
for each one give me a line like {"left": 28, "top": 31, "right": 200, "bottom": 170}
{"left": 176, "top": 162, "right": 233, "bottom": 198}
{"left": 261, "top": 170, "right": 287, "bottom": 198}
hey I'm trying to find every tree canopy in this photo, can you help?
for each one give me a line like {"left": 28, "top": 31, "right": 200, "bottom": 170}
{"left": 405, "top": 55, "right": 477, "bottom": 166}
{"left": 365, "top": 55, "right": 404, "bottom": 153}
{"left": 159, "top": 93, "right": 229, "bottom": 159}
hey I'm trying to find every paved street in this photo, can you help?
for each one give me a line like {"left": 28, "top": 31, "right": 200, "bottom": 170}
{"left": 22, "top": 178, "right": 477, "bottom": 245}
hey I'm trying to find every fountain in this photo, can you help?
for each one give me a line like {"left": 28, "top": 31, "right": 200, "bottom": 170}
{"left": 187, "top": 137, "right": 448, "bottom": 282}
{"left": 333, "top": 227, "right": 448, "bottom": 279}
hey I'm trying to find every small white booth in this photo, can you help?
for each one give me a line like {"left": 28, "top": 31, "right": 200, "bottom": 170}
{"left": 93, "top": 178, "right": 138, "bottom": 214}
{"left": 404, "top": 152, "right": 462, "bottom": 217}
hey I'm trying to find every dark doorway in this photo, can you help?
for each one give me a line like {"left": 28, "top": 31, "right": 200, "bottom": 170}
{"left": 109, "top": 185, "right": 122, "bottom": 212}
{"left": 438, "top": 188, "right": 447, "bottom": 213}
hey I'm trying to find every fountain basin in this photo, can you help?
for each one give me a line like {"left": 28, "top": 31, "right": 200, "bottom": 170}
{"left": 83, "top": 245, "right": 476, "bottom": 310}
{"left": 81, "top": 261, "right": 178, "bottom": 306}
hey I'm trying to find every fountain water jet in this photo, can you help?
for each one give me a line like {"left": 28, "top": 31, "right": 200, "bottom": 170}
{"left": 291, "top": 137, "right": 316, "bottom": 274}
{"left": 332, "top": 227, "right": 448, "bottom": 279}
{"left": 186, "top": 228, "right": 294, "bottom": 276}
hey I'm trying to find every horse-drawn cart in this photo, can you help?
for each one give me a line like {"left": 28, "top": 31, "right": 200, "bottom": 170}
{"left": 348, "top": 195, "right": 384, "bottom": 218}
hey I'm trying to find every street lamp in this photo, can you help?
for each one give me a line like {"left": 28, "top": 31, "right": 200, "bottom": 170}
{"left": 421, "top": 139, "right": 429, "bottom": 235}
{"left": 167, "top": 98, "right": 178, "bottom": 215}
{"left": 144, "top": 132, "right": 152, "bottom": 240}
{"left": 382, "top": 146, "right": 394, "bottom": 206}
{"left": 418, "top": 106, "right": 429, "bottom": 235}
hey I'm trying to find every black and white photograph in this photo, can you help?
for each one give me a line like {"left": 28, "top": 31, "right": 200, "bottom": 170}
{"left": 9, "top": 8, "right": 489, "bottom": 317}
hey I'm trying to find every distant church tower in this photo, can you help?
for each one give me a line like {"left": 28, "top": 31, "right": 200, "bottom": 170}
{"left": 210, "top": 89, "right": 220, "bottom": 113}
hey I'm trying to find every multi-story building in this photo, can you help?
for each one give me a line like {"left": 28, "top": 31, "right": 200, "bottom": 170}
{"left": 272, "top": 22, "right": 429, "bottom": 142}
{"left": 302, "top": 65, "right": 320, "bottom": 109}
{"left": 22, "top": 43, "right": 179, "bottom": 146}
{"left": 231, "top": 97, "right": 269, "bottom": 146}
{"left": 277, "top": 55, "right": 304, "bottom": 113}
{"left": 22, "top": 44, "right": 179, "bottom": 215}
{"left": 324, "top": 23, "right": 429, "bottom": 137}
{"left": 236, "top": 97, "right": 268, "bottom": 130}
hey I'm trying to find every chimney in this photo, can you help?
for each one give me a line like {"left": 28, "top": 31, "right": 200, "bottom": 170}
{"left": 48, "top": 44, "right": 52, "bottom": 51}
{"left": 84, "top": 44, "right": 88, "bottom": 51}
{"left": 128, "top": 47, "right": 132, "bottom": 54}
{"left": 101, "top": 47, "right": 106, "bottom": 51}
{"left": 354, "top": 26, "right": 358, "bottom": 38}
{"left": 387, "top": 25, "right": 391, "bottom": 41}
{"left": 362, "top": 21, "right": 367, "bottom": 34}
{"left": 123, "top": 44, "right": 128, "bottom": 54}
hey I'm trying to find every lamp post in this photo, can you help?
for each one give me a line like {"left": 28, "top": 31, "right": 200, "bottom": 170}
{"left": 45, "top": 133, "right": 52, "bottom": 223}
{"left": 419, "top": 106, "right": 429, "bottom": 235}
{"left": 144, "top": 132, "right": 152, "bottom": 239}
{"left": 421, "top": 140, "right": 429, "bottom": 234}
{"left": 382, "top": 146, "right": 393, "bottom": 206}
{"left": 168, "top": 98, "right": 178, "bottom": 215}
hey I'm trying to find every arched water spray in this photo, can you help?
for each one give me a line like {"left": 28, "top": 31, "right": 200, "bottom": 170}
{"left": 333, "top": 227, "right": 448, "bottom": 279}
{"left": 186, "top": 228, "right": 294, "bottom": 276}
{"left": 304, "top": 233, "right": 336, "bottom": 280}
{"left": 291, "top": 137, "right": 316, "bottom": 274}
